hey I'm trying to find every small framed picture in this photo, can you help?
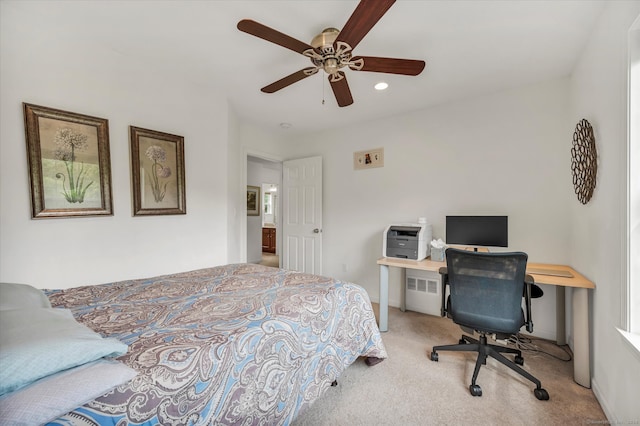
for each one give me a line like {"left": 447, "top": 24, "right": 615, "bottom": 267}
{"left": 130, "top": 126, "right": 186, "bottom": 216}
{"left": 354, "top": 147, "right": 384, "bottom": 170}
{"left": 23, "top": 103, "right": 113, "bottom": 218}
{"left": 247, "top": 185, "right": 260, "bottom": 216}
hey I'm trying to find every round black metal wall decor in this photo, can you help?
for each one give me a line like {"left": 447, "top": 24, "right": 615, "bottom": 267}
{"left": 571, "top": 118, "right": 597, "bottom": 204}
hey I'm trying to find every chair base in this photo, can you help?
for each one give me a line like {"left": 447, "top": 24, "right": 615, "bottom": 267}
{"left": 430, "top": 333, "right": 549, "bottom": 400}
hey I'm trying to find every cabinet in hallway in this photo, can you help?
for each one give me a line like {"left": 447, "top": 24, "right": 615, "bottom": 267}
{"left": 262, "top": 227, "right": 276, "bottom": 253}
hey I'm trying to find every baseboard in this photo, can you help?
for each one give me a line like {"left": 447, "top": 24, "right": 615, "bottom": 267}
{"left": 524, "top": 328, "right": 556, "bottom": 342}
{"left": 591, "top": 378, "right": 614, "bottom": 422}
{"left": 369, "top": 296, "right": 401, "bottom": 308}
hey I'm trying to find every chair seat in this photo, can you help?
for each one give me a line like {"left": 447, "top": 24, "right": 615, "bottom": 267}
{"left": 445, "top": 296, "right": 525, "bottom": 336}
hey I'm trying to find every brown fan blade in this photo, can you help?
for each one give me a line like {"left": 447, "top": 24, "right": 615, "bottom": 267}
{"left": 261, "top": 67, "right": 318, "bottom": 93}
{"left": 238, "top": 19, "right": 314, "bottom": 55}
{"left": 335, "top": 0, "right": 396, "bottom": 51}
{"left": 329, "top": 72, "right": 354, "bottom": 107}
{"left": 351, "top": 56, "right": 426, "bottom": 76}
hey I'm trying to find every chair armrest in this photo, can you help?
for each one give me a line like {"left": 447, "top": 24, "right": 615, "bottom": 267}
{"left": 439, "top": 267, "right": 448, "bottom": 317}
{"left": 524, "top": 274, "right": 534, "bottom": 333}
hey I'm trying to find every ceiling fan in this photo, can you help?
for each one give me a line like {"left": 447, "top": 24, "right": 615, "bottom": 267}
{"left": 237, "top": 0, "right": 426, "bottom": 107}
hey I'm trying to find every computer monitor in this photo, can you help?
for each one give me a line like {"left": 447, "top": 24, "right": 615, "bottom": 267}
{"left": 445, "top": 216, "right": 508, "bottom": 250}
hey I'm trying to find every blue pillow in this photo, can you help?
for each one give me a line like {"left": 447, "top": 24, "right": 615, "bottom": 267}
{"left": 0, "top": 308, "right": 128, "bottom": 395}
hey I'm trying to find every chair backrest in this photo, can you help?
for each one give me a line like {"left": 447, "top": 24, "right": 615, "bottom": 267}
{"left": 445, "top": 248, "right": 528, "bottom": 335}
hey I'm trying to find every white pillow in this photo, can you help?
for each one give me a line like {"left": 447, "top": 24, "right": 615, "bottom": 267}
{"left": 0, "top": 359, "right": 137, "bottom": 425}
{"left": 0, "top": 283, "right": 51, "bottom": 310}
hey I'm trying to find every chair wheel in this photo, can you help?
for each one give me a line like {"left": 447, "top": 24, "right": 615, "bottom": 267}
{"left": 469, "top": 384, "right": 482, "bottom": 397}
{"left": 430, "top": 352, "right": 439, "bottom": 362}
{"left": 534, "top": 388, "right": 549, "bottom": 400}
{"left": 459, "top": 338, "right": 466, "bottom": 345}
{"left": 331, "top": 380, "right": 338, "bottom": 387}
{"left": 515, "top": 355, "right": 524, "bottom": 365}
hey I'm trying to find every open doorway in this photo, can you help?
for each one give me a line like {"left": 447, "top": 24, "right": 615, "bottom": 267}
{"left": 246, "top": 156, "right": 282, "bottom": 267}
{"left": 260, "top": 182, "right": 279, "bottom": 267}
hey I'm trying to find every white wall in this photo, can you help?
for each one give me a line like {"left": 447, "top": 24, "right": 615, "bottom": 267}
{"left": 631, "top": 19, "right": 640, "bottom": 335}
{"left": 569, "top": 1, "right": 640, "bottom": 422}
{"left": 227, "top": 105, "right": 243, "bottom": 264}
{"left": 0, "top": 2, "right": 230, "bottom": 288}
{"left": 277, "top": 78, "right": 573, "bottom": 341}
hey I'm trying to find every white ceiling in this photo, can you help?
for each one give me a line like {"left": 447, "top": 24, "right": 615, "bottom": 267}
{"left": 20, "top": 0, "right": 606, "bottom": 135}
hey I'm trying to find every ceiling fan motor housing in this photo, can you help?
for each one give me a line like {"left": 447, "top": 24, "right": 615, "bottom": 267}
{"left": 310, "top": 27, "right": 340, "bottom": 50}
{"left": 307, "top": 27, "right": 354, "bottom": 75}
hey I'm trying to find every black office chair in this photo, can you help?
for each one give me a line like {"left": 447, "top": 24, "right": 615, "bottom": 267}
{"left": 430, "top": 248, "right": 549, "bottom": 400}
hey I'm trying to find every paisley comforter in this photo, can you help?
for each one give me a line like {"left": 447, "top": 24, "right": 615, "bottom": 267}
{"left": 45, "top": 263, "right": 387, "bottom": 425}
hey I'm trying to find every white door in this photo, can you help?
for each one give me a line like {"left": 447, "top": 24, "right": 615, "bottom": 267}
{"left": 282, "top": 156, "right": 322, "bottom": 274}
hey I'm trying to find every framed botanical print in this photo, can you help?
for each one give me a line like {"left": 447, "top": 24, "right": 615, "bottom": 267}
{"left": 247, "top": 185, "right": 260, "bottom": 216}
{"left": 23, "top": 103, "right": 113, "bottom": 218}
{"left": 130, "top": 126, "right": 186, "bottom": 216}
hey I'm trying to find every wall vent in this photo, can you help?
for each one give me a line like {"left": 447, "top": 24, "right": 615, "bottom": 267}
{"left": 427, "top": 279, "right": 438, "bottom": 294}
{"left": 407, "top": 277, "right": 417, "bottom": 291}
{"left": 407, "top": 278, "right": 439, "bottom": 294}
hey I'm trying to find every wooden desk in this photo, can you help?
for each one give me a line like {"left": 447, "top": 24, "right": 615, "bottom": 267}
{"left": 377, "top": 256, "right": 595, "bottom": 388}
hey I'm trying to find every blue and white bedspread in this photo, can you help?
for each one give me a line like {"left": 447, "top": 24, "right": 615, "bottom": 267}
{"left": 46, "top": 263, "right": 387, "bottom": 425}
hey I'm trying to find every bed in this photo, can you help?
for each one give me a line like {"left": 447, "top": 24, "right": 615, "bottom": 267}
{"left": 29, "top": 263, "right": 387, "bottom": 425}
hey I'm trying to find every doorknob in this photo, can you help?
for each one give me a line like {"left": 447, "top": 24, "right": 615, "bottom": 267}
{"left": 313, "top": 228, "right": 321, "bottom": 233}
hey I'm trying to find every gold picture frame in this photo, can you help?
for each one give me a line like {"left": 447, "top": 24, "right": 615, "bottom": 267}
{"left": 23, "top": 103, "right": 113, "bottom": 218}
{"left": 247, "top": 185, "right": 260, "bottom": 216}
{"left": 130, "top": 126, "right": 186, "bottom": 216}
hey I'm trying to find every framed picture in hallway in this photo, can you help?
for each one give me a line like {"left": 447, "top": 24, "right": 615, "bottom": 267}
{"left": 130, "top": 126, "right": 186, "bottom": 216}
{"left": 247, "top": 185, "right": 260, "bottom": 216}
{"left": 23, "top": 103, "right": 113, "bottom": 218}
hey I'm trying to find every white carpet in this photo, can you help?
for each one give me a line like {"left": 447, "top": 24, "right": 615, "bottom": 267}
{"left": 293, "top": 305, "right": 606, "bottom": 425}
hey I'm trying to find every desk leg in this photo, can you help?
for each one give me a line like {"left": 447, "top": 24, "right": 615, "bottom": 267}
{"left": 379, "top": 264, "right": 389, "bottom": 332}
{"left": 556, "top": 286, "right": 567, "bottom": 346}
{"left": 573, "top": 288, "right": 591, "bottom": 388}
{"left": 400, "top": 268, "right": 406, "bottom": 312}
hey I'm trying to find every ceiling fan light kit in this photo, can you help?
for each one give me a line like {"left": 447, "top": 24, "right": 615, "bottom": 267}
{"left": 237, "top": 0, "right": 425, "bottom": 107}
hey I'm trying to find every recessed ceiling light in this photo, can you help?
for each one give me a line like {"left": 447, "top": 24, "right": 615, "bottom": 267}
{"left": 279, "top": 122, "right": 292, "bottom": 129}
{"left": 374, "top": 82, "right": 388, "bottom": 91}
